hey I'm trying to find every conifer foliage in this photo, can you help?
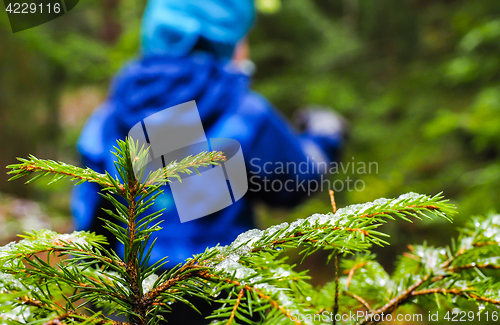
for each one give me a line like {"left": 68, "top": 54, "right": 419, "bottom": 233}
{"left": 2, "top": 139, "right": 500, "bottom": 324}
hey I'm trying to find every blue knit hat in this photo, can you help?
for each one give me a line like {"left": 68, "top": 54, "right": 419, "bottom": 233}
{"left": 141, "top": 0, "right": 255, "bottom": 59}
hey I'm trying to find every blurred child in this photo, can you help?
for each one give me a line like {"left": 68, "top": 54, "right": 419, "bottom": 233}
{"left": 72, "top": 0, "right": 346, "bottom": 313}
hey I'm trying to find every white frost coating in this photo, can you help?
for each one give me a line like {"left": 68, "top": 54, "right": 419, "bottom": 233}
{"left": 388, "top": 192, "right": 425, "bottom": 207}
{"left": 52, "top": 233, "right": 88, "bottom": 246}
{"left": 481, "top": 215, "right": 500, "bottom": 242}
{"left": 300, "top": 192, "right": 426, "bottom": 229}
{"left": 213, "top": 256, "right": 313, "bottom": 323}
{"left": 0, "top": 272, "right": 26, "bottom": 292}
{"left": 214, "top": 254, "right": 257, "bottom": 279}
{"left": 307, "top": 212, "right": 349, "bottom": 228}
{"left": 0, "top": 230, "right": 90, "bottom": 259}
{"left": 253, "top": 283, "right": 293, "bottom": 307}
{"left": 328, "top": 213, "right": 346, "bottom": 226}
{"left": 372, "top": 198, "right": 391, "bottom": 206}
{"left": 278, "top": 292, "right": 294, "bottom": 307}
{"left": 289, "top": 219, "right": 305, "bottom": 232}
{"left": 288, "top": 192, "right": 427, "bottom": 231}
{"left": 461, "top": 237, "right": 474, "bottom": 250}
{"left": 224, "top": 192, "right": 426, "bottom": 260}
{"left": 490, "top": 214, "right": 500, "bottom": 225}
{"left": 335, "top": 202, "right": 375, "bottom": 217}
{"left": 0, "top": 231, "right": 92, "bottom": 271}
{"left": 474, "top": 215, "right": 500, "bottom": 243}
{"left": 272, "top": 267, "right": 291, "bottom": 278}
{"left": 167, "top": 161, "right": 178, "bottom": 168}
{"left": 253, "top": 283, "right": 314, "bottom": 324}
{"left": 0, "top": 242, "right": 16, "bottom": 259}
{"left": 213, "top": 255, "right": 310, "bottom": 322}
{"left": 0, "top": 304, "right": 31, "bottom": 323}
{"left": 397, "top": 192, "right": 424, "bottom": 201}
{"left": 478, "top": 256, "right": 500, "bottom": 265}
{"left": 142, "top": 274, "right": 159, "bottom": 294}
{"left": 264, "top": 222, "right": 289, "bottom": 239}
{"left": 307, "top": 213, "right": 332, "bottom": 226}
{"left": 307, "top": 213, "right": 321, "bottom": 225}
{"left": 250, "top": 275, "right": 263, "bottom": 283}
{"left": 231, "top": 229, "right": 264, "bottom": 249}
{"left": 329, "top": 192, "right": 425, "bottom": 220}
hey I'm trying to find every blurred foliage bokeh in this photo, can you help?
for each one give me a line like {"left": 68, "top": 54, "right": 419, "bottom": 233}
{"left": 2, "top": 0, "right": 500, "bottom": 286}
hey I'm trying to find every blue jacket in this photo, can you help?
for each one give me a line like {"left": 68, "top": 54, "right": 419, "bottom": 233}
{"left": 72, "top": 53, "right": 342, "bottom": 267}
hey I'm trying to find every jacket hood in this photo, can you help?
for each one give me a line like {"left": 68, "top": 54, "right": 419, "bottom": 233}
{"left": 141, "top": 0, "right": 255, "bottom": 59}
{"left": 108, "top": 53, "right": 249, "bottom": 130}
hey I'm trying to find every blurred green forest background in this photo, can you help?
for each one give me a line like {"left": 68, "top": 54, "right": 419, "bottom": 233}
{"left": 1, "top": 0, "right": 500, "bottom": 281}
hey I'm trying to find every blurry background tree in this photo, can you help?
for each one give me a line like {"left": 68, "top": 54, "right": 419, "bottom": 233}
{"left": 2, "top": 0, "right": 500, "bottom": 292}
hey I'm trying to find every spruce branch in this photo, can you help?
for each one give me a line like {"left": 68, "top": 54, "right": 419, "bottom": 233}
{"left": 332, "top": 253, "right": 340, "bottom": 325}
{"left": 7, "top": 156, "right": 115, "bottom": 188}
{"left": 344, "top": 261, "right": 367, "bottom": 289}
{"left": 198, "top": 270, "right": 303, "bottom": 325}
{"left": 3, "top": 138, "right": 228, "bottom": 325}
{"left": 227, "top": 288, "right": 245, "bottom": 325}
{"left": 6, "top": 139, "right": 226, "bottom": 197}
{"left": 334, "top": 212, "right": 500, "bottom": 325}
{"left": 410, "top": 288, "right": 500, "bottom": 304}
{"left": 355, "top": 274, "right": 431, "bottom": 325}
{"left": 142, "top": 151, "right": 227, "bottom": 187}
{"left": 180, "top": 193, "right": 456, "bottom": 325}
{"left": 203, "top": 193, "right": 455, "bottom": 273}
{"left": 343, "top": 291, "right": 372, "bottom": 312}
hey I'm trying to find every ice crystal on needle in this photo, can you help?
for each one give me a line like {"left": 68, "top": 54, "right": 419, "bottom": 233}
{"left": 214, "top": 254, "right": 257, "bottom": 279}
{"left": 0, "top": 305, "right": 31, "bottom": 322}
{"left": 0, "top": 272, "right": 26, "bottom": 292}
{"left": 0, "top": 242, "right": 16, "bottom": 259}
{"left": 51, "top": 233, "right": 88, "bottom": 246}
{"left": 264, "top": 222, "right": 289, "bottom": 238}
{"left": 231, "top": 229, "right": 264, "bottom": 249}
{"left": 0, "top": 230, "right": 96, "bottom": 272}
{"left": 142, "top": 274, "right": 159, "bottom": 294}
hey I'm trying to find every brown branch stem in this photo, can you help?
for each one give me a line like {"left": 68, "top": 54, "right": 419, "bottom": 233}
{"left": 345, "top": 262, "right": 367, "bottom": 289}
{"left": 356, "top": 274, "right": 430, "bottom": 325}
{"left": 333, "top": 253, "right": 340, "bottom": 325}
{"left": 344, "top": 291, "right": 373, "bottom": 312}
{"left": 411, "top": 288, "right": 500, "bottom": 305}
{"left": 227, "top": 288, "right": 246, "bottom": 325}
